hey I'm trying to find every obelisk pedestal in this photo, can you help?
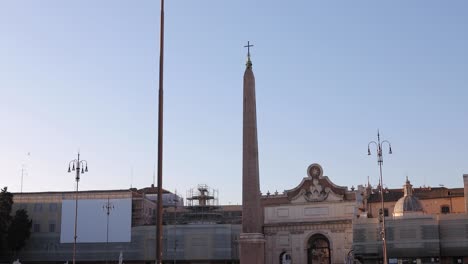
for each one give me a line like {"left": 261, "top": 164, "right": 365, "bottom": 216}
{"left": 239, "top": 233, "right": 265, "bottom": 263}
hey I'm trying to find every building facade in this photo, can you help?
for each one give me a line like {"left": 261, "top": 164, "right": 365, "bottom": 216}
{"left": 1, "top": 186, "right": 241, "bottom": 264}
{"left": 261, "top": 163, "right": 356, "bottom": 264}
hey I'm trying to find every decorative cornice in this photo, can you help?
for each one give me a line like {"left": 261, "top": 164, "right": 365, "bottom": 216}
{"left": 263, "top": 219, "right": 353, "bottom": 234}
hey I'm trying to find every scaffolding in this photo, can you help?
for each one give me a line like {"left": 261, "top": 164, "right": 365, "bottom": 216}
{"left": 183, "top": 184, "right": 221, "bottom": 224}
{"left": 186, "top": 184, "right": 219, "bottom": 207}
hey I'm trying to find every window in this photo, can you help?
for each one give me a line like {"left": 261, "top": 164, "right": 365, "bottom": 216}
{"left": 441, "top": 205, "right": 450, "bottom": 214}
{"left": 33, "top": 203, "right": 43, "bottom": 212}
{"left": 33, "top": 223, "right": 41, "bottom": 232}
{"left": 49, "top": 223, "right": 56, "bottom": 233}
{"left": 379, "top": 208, "right": 389, "bottom": 217}
{"left": 49, "top": 203, "right": 58, "bottom": 212}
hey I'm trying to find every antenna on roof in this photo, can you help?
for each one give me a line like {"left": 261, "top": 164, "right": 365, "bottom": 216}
{"left": 152, "top": 161, "right": 156, "bottom": 186}
{"left": 130, "top": 166, "right": 134, "bottom": 189}
{"left": 20, "top": 152, "right": 31, "bottom": 193}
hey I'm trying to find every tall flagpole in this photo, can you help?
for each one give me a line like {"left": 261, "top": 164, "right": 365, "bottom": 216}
{"left": 156, "top": 0, "right": 165, "bottom": 263}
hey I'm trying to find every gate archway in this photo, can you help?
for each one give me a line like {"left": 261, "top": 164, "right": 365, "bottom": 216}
{"left": 307, "top": 234, "right": 331, "bottom": 264}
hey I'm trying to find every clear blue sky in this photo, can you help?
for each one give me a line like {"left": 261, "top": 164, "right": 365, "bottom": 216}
{"left": 1, "top": 1, "right": 467, "bottom": 205}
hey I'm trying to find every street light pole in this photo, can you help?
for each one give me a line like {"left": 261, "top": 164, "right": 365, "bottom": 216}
{"left": 103, "top": 197, "right": 115, "bottom": 264}
{"left": 368, "top": 131, "right": 392, "bottom": 264}
{"left": 173, "top": 195, "right": 177, "bottom": 264}
{"left": 156, "top": 0, "right": 165, "bottom": 263}
{"left": 68, "top": 152, "right": 88, "bottom": 264}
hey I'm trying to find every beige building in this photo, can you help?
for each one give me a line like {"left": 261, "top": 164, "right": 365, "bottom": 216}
{"left": 361, "top": 179, "right": 466, "bottom": 219}
{"left": 261, "top": 163, "right": 356, "bottom": 264}
{"left": 354, "top": 175, "right": 468, "bottom": 264}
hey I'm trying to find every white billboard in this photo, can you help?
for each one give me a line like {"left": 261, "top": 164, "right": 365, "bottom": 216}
{"left": 60, "top": 198, "right": 131, "bottom": 243}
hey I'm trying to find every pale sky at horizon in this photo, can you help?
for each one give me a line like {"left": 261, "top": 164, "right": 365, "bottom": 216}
{"left": 1, "top": 1, "right": 467, "bottom": 205}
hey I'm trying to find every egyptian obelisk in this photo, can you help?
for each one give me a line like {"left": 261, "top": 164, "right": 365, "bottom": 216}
{"left": 240, "top": 41, "right": 265, "bottom": 264}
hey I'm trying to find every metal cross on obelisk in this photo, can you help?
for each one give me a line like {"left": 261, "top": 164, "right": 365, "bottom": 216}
{"left": 244, "top": 41, "right": 254, "bottom": 57}
{"left": 244, "top": 41, "right": 254, "bottom": 67}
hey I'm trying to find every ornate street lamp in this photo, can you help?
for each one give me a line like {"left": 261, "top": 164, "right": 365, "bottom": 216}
{"left": 173, "top": 194, "right": 178, "bottom": 264}
{"left": 368, "top": 131, "right": 392, "bottom": 264}
{"left": 68, "top": 153, "right": 88, "bottom": 264}
{"left": 103, "top": 197, "right": 115, "bottom": 264}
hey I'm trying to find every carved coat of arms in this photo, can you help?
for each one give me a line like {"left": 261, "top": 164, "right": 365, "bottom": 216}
{"left": 304, "top": 179, "right": 331, "bottom": 202}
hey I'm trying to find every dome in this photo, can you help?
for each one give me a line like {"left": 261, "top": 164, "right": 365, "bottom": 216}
{"left": 394, "top": 195, "right": 423, "bottom": 214}
{"left": 393, "top": 177, "right": 423, "bottom": 217}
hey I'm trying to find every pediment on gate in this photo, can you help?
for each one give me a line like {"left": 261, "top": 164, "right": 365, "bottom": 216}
{"left": 284, "top": 163, "right": 349, "bottom": 203}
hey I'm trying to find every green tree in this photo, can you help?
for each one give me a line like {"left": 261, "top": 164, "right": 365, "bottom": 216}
{"left": 0, "top": 187, "right": 32, "bottom": 260}
{"left": 7, "top": 209, "right": 32, "bottom": 255}
{"left": 0, "top": 187, "right": 13, "bottom": 252}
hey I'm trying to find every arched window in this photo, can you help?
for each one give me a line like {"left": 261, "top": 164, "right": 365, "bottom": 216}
{"left": 280, "top": 252, "right": 292, "bottom": 264}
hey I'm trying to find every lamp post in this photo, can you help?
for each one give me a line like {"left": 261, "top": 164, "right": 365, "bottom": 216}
{"left": 103, "top": 197, "right": 115, "bottom": 264}
{"left": 173, "top": 195, "right": 178, "bottom": 264}
{"left": 155, "top": 0, "right": 165, "bottom": 263}
{"left": 68, "top": 153, "right": 88, "bottom": 264}
{"left": 368, "top": 131, "right": 392, "bottom": 264}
